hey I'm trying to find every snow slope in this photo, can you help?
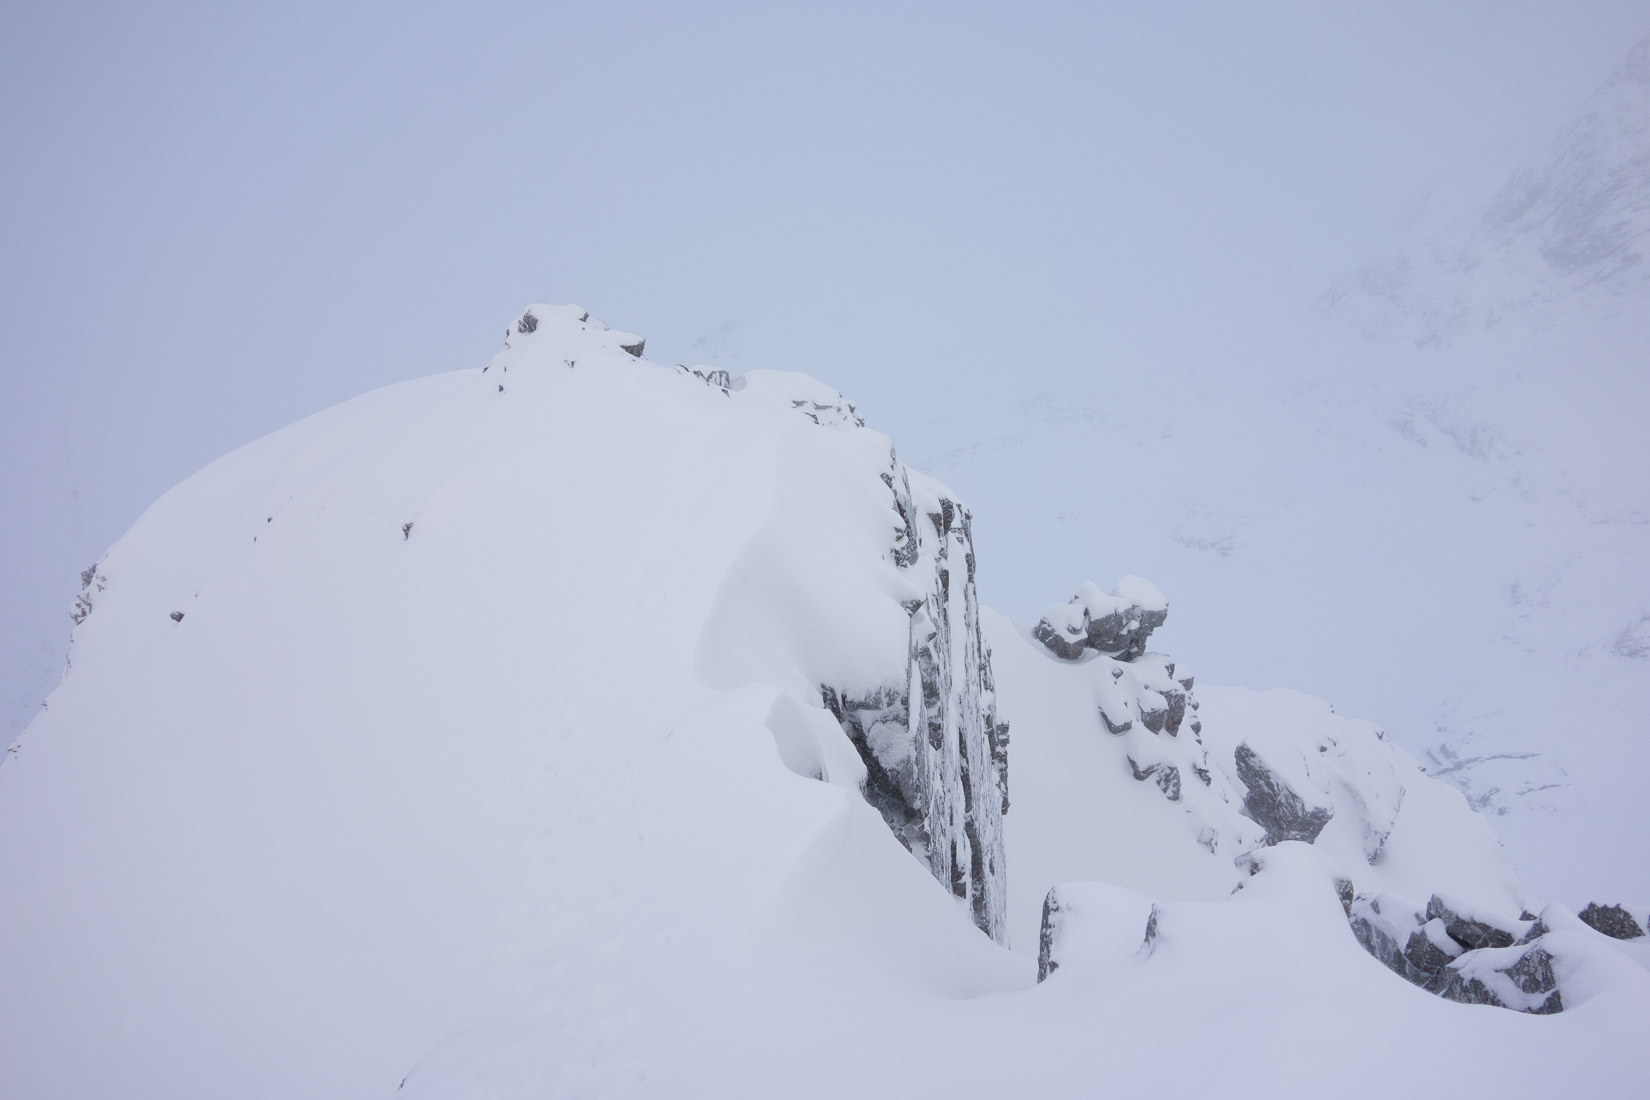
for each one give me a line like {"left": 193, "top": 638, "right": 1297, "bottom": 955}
{"left": 3, "top": 308, "right": 1647, "bottom": 1098}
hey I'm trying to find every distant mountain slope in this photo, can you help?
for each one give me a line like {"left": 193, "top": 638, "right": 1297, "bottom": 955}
{"left": 1324, "top": 34, "right": 1650, "bottom": 346}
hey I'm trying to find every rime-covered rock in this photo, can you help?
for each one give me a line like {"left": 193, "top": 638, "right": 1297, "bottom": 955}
{"left": 823, "top": 460, "right": 1008, "bottom": 943}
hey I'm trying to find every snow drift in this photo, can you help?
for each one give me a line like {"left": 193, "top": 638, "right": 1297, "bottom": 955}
{"left": 2, "top": 306, "right": 1647, "bottom": 1098}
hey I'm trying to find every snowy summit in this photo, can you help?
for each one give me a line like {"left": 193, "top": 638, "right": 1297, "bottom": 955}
{"left": 2, "top": 306, "right": 1647, "bottom": 1098}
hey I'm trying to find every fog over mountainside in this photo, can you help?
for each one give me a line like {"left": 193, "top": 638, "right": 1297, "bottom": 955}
{"left": 3, "top": 308, "right": 1646, "bottom": 1098}
{"left": 3, "top": 17, "right": 1649, "bottom": 1092}
{"left": 787, "top": 35, "right": 1650, "bottom": 907}
{"left": 1324, "top": 33, "right": 1650, "bottom": 344}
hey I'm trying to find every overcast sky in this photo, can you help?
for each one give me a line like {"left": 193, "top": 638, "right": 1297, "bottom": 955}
{"left": 4, "top": 0, "right": 1648, "bottom": 740}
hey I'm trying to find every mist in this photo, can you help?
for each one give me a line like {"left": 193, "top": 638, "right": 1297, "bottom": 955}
{"left": 4, "top": 1, "right": 1648, "bottom": 903}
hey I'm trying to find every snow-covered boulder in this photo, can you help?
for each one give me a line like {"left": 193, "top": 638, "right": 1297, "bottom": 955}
{"left": 1032, "top": 575, "right": 1168, "bottom": 661}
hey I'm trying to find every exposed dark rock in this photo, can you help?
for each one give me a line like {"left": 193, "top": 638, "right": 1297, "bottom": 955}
{"left": 1349, "top": 894, "right": 1414, "bottom": 978}
{"left": 1124, "top": 749, "right": 1182, "bottom": 800}
{"left": 1037, "top": 890, "right": 1060, "bottom": 982}
{"left": 1099, "top": 706, "right": 1132, "bottom": 735}
{"left": 1517, "top": 918, "right": 1550, "bottom": 945}
{"left": 1427, "top": 894, "right": 1519, "bottom": 950}
{"left": 1578, "top": 902, "right": 1647, "bottom": 940}
{"left": 1351, "top": 890, "right": 1565, "bottom": 1014}
{"left": 1404, "top": 920, "right": 1465, "bottom": 986}
{"left": 516, "top": 310, "right": 538, "bottom": 334}
{"left": 1334, "top": 878, "right": 1355, "bottom": 917}
{"left": 1163, "top": 689, "right": 1186, "bottom": 735}
{"left": 1436, "top": 968, "right": 1505, "bottom": 1008}
{"left": 1031, "top": 607, "right": 1089, "bottom": 660}
{"left": 70, "top": 562, "right": 107, "bottom": 626}
{"left": 169, "top": 611, "right": 184, "bottom": 623}
{"left": 1436, "top": 944, "right": 1563, "bottom": 1015}
{"left": 1233, "top": 742, "right": 1333, "bottom": 845}
{"left": 1504, "top": 949, "right": 1564, "bottom": 1015}
{"left": 619, "top": 338, "right": 646, "bottom": 357}
{"left": 1127, "top": 757, "right": 1159, "bottom": 783}
{"left": 1032, "top": 577, "right": 1169, "bottom": 662}
{"left": 1154, "top": 764, "right": 1182, "bottom": 802}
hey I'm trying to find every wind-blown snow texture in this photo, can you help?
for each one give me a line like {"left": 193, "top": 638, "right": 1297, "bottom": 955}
{"left": 3, "top": 308, "right": 1647, "bottom": 1098}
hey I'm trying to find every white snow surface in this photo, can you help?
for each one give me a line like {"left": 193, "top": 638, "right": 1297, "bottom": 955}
{"left": 3, "top": 309, "right": 1648, "bottom": 1098}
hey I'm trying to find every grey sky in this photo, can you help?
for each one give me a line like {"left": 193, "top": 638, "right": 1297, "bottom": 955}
{"left": 4, "top": 0, "right": 1647, "bottom": 742}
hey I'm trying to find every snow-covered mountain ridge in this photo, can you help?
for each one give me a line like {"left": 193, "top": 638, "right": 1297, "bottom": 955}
{"left": 3, "top": 307, "right": 1647, "bottom": 1098}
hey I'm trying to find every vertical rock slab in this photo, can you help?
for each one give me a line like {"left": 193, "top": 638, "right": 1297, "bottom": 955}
{"left": 823, "top": 460, "right": 1010, "bottom": 944}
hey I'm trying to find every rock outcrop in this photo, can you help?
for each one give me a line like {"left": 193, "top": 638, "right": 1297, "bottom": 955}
{"left": 1234, "top": 742, "right": 1334, "bottom": 845}
{"left": 1577, "top": 902, "right": 1648, "bottom": 940}
{"left": 823, "top": 456, "right": 1009, "bottom": 944}
{"left": 1033, "top": 577, "right": 1168, "bottom": 661}
{"left": 1348, "top": 890, "right": 1562, "bottom": 1013}
{"left": 69, "top": 562, "right": 106, "bottom": 627}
